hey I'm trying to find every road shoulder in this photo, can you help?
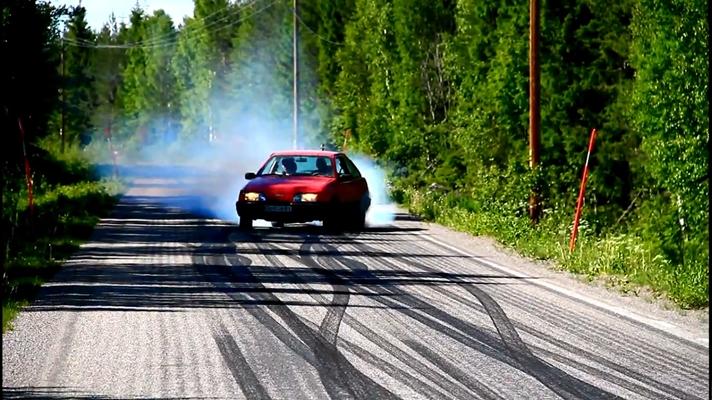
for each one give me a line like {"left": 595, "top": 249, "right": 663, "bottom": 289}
{"left": 414, "top": 219, "right": 709, "bottom": 347}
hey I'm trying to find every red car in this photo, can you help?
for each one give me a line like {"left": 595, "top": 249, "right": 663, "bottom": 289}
{"left": 236, "top": 150, "right": 371, "bottom": 230}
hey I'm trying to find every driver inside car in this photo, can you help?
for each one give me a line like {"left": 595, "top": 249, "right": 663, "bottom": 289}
{"left": 316, "top": 157, "right": 331, "bottom": 176}
{"left": 281, "top": 157, "right": 297, "bottom": 175}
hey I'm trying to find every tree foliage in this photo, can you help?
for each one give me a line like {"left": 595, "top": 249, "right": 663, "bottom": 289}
{"left": 63, "top": 5, "right": 95, "bottom": 146}
{"left": 629, "top": 0, "right": 708, "bottom": 271}
{"left": 1, "top": 0, "right": 707, "bottom": 303}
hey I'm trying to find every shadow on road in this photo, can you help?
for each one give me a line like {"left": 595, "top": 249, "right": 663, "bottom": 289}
{"left": 23, "top": 194, "right": 529, "bottom": 313}
{"left": 11, "top": 185, "right": 661, "bottom": 400}
{"left": 1, "top": 386, "right": 216, "bottom": 400}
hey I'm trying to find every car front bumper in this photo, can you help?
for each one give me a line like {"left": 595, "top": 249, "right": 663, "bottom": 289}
{"left": 236, "top": 201, "right": 333, "bottom": 223}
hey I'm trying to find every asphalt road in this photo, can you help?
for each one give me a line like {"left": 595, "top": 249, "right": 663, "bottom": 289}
{"left": 3, "top": 172, "right": 709, "bottom": 399}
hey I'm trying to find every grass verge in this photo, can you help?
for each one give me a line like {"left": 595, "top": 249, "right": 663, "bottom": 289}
{"left": 401, "top": 188, "right": 708, "bottom": 310}
{"left": 2, "top": 141, "right": 123, "bottom": 333}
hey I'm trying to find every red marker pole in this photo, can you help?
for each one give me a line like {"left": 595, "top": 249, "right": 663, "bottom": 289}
{"left": 569, "top": 128, "right": 597, "bottom": 253}
{"left": 17, "top": 117, "right": 34, "bottom": 217}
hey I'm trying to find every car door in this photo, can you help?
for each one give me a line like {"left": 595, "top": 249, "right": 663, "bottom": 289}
{"left": 335, "top": 155, "right": 367, "bottom": 204}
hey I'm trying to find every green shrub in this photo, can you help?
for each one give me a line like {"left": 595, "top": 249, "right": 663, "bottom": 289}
{"left": 2, "top": 140, "right": 123, "bottom": 332}
{"left": 402, "top": 186, "right": 708, "bottom": 309}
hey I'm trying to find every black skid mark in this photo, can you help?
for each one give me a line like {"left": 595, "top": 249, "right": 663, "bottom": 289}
{"left": 224, "top": 251, "right": 398, "bottom": 400}
{"left": 194, "top": 237, "right": 399, "bottom": 400}
{"left": 348, "top": 240, "right": 622, "bottom": 400}
{"left": 299, "top": 237, "right": 352, "bottom": 345}
{"left": 212, "top": 322, "right": 272, "bottom": 400}
{"left": 263, "top": 235, "right": 356, "bottom": 346}
{"left": 257, "top": 243, "right": 479, "bottom": 399}
{"left": 340, "top": 312, "right": 502, "bottom": 400}
{"left": 376, "top": 238, "right": 702, "bottom": 399}
{"left": 258, "top": 238, "right": 349, "bottom": 346}
{"left": 461, "top": 284, "right": 610, "bottom": 400}
{"left": 403, "top": 339, "right": 507, "bottom": 400}
{"left": 400, "top": 273, "right": 686, "bottom": 399}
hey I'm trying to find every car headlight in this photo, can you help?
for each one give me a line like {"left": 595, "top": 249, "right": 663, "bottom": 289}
{"left": 244, "top": 192, "right": 266, "bottom": 202}
{"left": 293, "top": 193, "right": 318, "bottom": 202}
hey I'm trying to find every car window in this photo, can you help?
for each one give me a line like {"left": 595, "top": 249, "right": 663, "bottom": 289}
{"left": 258, "top": 157, "right": 279, "bottom": 175}
{"left": 314, "top": 157, "right": 334, "bottom": 176}
{"left": 336, "top": 157, "right": 351, "bottom": 177}
{"left": 258, "top": 156, "right": 334, "bottom": 176}
{"left": 344, "top": 157, "right": 362, "bottom": 178}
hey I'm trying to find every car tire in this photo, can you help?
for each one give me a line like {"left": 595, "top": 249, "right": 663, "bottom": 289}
{"left": 323, "top": 200, "right": 342, "bottom": 232}
{"left": 239, "top": 217, "right": 253, "bottom": 230}
{"left": 345, "top": 204, "right": 366, "bottom": 231}
{"left": 323, "top": 215, "right": 340, "bottom": 231}
{"left": 346, "top": 195, "right": 369, "bottom": 231}
{"left": 352, "top": 209, "right": 366, "bottom": 231}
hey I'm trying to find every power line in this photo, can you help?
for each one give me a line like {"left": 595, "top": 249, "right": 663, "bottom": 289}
{"left": 64, "top": 1, "right": 240, "bottom": 49}
{"left": 64, "top": 0, "right": 277, "bottom": 50}
{"left": 293, "top": 9, "right": 342, "bottom": 46}
{"left": 126, "top": 0, "right": 261, "bottom": 48}
{"left": 109, "top": 0, "right": 249, "bottom": 47}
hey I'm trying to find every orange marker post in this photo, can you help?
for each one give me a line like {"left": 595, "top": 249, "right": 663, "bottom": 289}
{"left": 569, "top": 128, "right": 597, "bottom": 253}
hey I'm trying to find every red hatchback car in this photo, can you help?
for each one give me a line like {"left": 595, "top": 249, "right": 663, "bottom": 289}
{"left": 236, "top": 150, "right": 371, "bottom": 230}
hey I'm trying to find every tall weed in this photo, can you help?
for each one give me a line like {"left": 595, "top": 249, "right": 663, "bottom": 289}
{"left": 401, "top": 186, "right": 708, "bottom": 309}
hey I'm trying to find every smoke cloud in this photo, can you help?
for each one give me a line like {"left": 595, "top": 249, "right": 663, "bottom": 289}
{"left": 97, "top": 52, "right": 396, "bottom": 228}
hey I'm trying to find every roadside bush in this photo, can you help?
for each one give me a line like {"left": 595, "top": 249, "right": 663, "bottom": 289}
{"left": 401, "top": 183, "right": 708, "bottom": 309}
{"left": 2, "top": 139, "right": 122, "bottom": 332}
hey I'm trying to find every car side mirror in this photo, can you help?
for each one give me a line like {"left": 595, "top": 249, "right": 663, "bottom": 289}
{"left": 245, "top": 172, "right": 256, "bottom": 180}
{"left": 338, "top": 173, "right": 353, "bottom": 181}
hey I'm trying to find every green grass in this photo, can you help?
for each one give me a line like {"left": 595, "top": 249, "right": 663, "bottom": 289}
{"left": 402, "top": 188, "right": 708, "bottom": 309}
{"left": 2, "top": 141, "right": 123, "bottom": 333}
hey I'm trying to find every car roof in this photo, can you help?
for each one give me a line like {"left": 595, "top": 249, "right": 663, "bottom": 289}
{"left": 269, "top": 150, "right": 343, "bottom": 157}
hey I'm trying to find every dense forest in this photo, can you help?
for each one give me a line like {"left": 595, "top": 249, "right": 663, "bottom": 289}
{"left": 1, "top": 0, "right": 708, "bottom": 306}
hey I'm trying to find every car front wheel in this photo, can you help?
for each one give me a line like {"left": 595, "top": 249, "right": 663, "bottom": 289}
{"left": 323, "top": 201, "right": 342, "bottom": 232}
{"left": 239, "top": 217, "right": 253, "bottom": 230}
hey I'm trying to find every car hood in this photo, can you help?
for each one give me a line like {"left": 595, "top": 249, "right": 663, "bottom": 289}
{"left": 242, "top": 176, "right": 334, "bottom": 201}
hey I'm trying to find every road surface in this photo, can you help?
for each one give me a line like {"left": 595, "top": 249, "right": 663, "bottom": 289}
{"left": 3, "top": 171, "right": 709, "bottom": 399}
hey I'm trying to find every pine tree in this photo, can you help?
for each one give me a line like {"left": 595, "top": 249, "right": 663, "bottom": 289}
{"left": 92, "top": 14, "right": 127, "bottom": 144}
{"left": 64, "top": 5, "right": 96, "bottom": 146}
{"left": 226, "top": 0, "right": 294, "bottom": 150}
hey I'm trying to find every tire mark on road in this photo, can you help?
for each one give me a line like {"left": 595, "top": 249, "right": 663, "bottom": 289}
{"left": 530, "top": 344, "right": 687, "bottom": 400}
{"left": 194, "top": 232, "right": 398, "bottom": 400}
{"left": 497, "top": 288, "right": 709, "bottom": 380}
{"left": 341, "top": 311, "right": 499, "bottom": 400}
{"left": 400, "top": 276, "right": 690, "bottom": 400}
{"left": 460, "top": 284, "right": 607, "bottom": 400}
{"left": 412, "top": 231, "right": 709, "bottom": 352}
{"left": 403, "top": 339, "right": 506, "bottom": 400}
{"left": 380, "top": 237, "right": 707, "bottom": 399}
{"left": 393, "top": 237, "right": 709, "bottom": 380}
{"left": 260, "top": 241, "right": 491, "bottom": 399}
{"left": 263, "top": 240, "right": 536, "bottom": 392}
{"left": 265, "top": 240, "right": 498, "bottom": 399}
{"left": 298, "top": 237, "right": 351, "bottom": 345}
{"left": 212, "top": 322, "right": 272, "bottom": 400}
{"left": 226, "top": 251, "right": 396, "bottom": 399}
{"left": 256, "top": 238, "right": 349, "bottom": 348}
{"left": 346, "top": 240, "right": 620, "bottom": 400}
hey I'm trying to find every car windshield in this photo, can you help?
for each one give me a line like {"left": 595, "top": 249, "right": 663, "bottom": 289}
{"left": 257, "top": 155, "right": 334, "bottom": 177}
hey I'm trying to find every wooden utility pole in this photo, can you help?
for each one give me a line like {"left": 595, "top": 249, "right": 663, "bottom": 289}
{"left": 292, "top": 0, "right": 299, "bottom": 149}
{"left": 528, "top": 0, "right": 541, "bottom": 223}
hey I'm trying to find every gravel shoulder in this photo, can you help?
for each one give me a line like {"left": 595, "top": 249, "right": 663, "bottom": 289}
{"left": 420, "top": 219, "right": 709, "bottom": 347}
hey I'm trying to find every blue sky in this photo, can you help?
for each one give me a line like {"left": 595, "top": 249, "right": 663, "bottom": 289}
{"left": 50, "top": 0, "right": 195, "bottom": 31}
